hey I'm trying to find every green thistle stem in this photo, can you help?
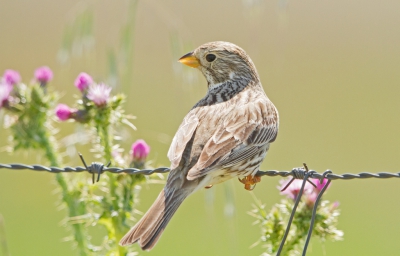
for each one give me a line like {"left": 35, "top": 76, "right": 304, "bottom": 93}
{"left": 40, "top": 122, "right": 90, "bottom": 256}
{"left": 96, "top": 121, "right": 127, "bottom": 255}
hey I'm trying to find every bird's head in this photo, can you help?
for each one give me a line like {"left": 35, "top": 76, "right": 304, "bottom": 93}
{"left": 179, "top": 41, "right": 259, "bottom": 89}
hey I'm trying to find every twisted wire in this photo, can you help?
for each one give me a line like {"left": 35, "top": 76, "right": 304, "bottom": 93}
{"left": 0, "top": 163, "right": 170, "bottom": 175}
{"left": 1, "top": 163, "right": 400, "bottom": 180}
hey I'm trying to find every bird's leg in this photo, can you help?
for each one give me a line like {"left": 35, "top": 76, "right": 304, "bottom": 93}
{"left": 238, "top": 175, "right": 261, "bottom": 191}
{"left": 205, "top": 185, "right": 213, "bottom": 189}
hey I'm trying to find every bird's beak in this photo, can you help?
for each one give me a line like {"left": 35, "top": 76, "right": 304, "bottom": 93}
{"left": 178, "top": 52, "right": 200, "bottom": 68}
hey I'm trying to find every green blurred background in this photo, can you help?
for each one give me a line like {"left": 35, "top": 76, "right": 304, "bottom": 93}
{"left": 1, "top": 0, "right": 400, "bottom": 255}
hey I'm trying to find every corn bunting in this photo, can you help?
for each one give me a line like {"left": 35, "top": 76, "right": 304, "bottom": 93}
{"left": 120, "top": 41, "right": 279, "bottom": 250}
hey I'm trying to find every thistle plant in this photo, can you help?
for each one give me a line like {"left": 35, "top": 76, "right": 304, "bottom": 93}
{"left": 0, "top": 68, "right": 91, "bottom": 254}
{"left": 1, "top": 69, "right": 151, "bottom": 255}
{"left": 55, "top": 72, "right": 150, "bottom": 255}
{"left": 251, "top": 178, "right": 343, "bottom": 255}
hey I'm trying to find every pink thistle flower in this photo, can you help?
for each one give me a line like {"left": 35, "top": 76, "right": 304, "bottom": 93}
{"left": 55, "top": 104, "right": 75, "bottom": 121}
{"left": 131, "top": 139, "right": 150, "bottom": 162}
{"left": 279, "top": 178, "right": 314, "bottom": 200}
{"left": 0, "top": 82, "right": 12, "bottom": 108}
{"left": 74, "top": 72, "right": 93, "bottom": 92}
{"left": 34, "top": 66, "right": 53, "bottom": 84}
{"left": 3, "top": 69, "right": 21, "bottom": 86}
{"left": 312, "top": 178, "right": 331, "bottom": 192}
{"left": 86, "top": 83, "right": 112, "bottom": 107}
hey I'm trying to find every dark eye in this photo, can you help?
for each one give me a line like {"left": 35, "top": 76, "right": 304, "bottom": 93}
{"left": 206, "top": 54, "right": 216, "bottom": 62}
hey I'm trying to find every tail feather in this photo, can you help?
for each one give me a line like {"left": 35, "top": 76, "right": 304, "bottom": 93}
{"left": 119, "top": 188, "right": 188, "bottom": 250}
{"left": 141, "top": 198, "right": 182, "bottom": 249}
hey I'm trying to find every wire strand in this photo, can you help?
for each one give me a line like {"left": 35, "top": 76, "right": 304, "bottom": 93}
{"left": 2, "top": 163, "right": 400, "bottom": 180}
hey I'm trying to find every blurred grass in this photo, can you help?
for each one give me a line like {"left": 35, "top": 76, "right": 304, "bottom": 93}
{"left": 1, "top": 0, "right": 400, "bottom": 255}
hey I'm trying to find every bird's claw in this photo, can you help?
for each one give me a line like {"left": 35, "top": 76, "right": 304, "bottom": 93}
{"left": 205, "top": 185, "right": 213, "bottom": 189}
{"left": 238, "top": 175, "right": 261, "bottom": 191}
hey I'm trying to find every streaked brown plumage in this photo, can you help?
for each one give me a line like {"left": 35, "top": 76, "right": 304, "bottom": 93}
{"left": 119, "top": 41, "right": 279, "bottom": 250}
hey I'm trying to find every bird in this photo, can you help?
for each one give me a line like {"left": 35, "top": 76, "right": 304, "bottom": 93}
{"left": 119, "top": 41, "right": 279, "bottom": 250}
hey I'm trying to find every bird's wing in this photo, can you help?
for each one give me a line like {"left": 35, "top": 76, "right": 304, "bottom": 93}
{"left": 187, "top": 99, "right": 278, "bottom": 180}
{"left": 167, "top": 110, "right": 200, "bottom": 169}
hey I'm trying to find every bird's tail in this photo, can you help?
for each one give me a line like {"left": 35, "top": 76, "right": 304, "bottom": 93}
{"left": 119, "top": 188, "right": 188, "bottom": 250}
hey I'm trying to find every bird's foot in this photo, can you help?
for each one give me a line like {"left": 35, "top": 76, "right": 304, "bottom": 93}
{"left": 205, "top": 185, "right": 213, "bottom": 189}
{"left": 238, "top": 175, "right": 261, "bottom": 191}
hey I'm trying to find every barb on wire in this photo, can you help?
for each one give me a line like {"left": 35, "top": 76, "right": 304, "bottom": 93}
{"left": 78, "top": 153, "right": 111, "bottom": 184}
{"left": 280, "top": 163, "right": 317, "bottom": 191}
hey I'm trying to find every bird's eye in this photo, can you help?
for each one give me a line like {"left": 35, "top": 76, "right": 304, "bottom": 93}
{"left": 206, "top": 54, "right": 216, "bottom": 62}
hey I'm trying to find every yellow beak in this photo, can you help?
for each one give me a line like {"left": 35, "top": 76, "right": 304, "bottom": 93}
{"left": 178, "top": 52, "right": 200, "bottom": 68}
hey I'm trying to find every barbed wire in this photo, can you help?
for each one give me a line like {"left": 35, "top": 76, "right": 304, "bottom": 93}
{"left": 2, "top": 162, "right": 399, "bottom": 180}
{"left": 1, "top": 157, "right": 399, "bottom": 255}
